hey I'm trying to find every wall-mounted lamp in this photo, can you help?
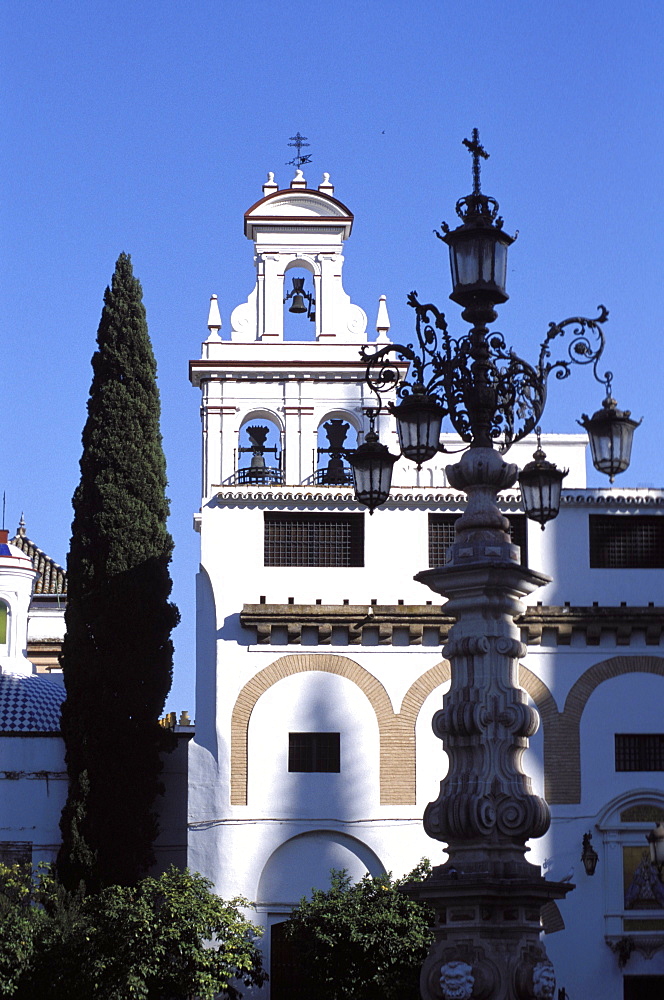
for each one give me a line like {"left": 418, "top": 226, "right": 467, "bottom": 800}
{"left": 581, "top": 831, "right": 599, "bottom": 876}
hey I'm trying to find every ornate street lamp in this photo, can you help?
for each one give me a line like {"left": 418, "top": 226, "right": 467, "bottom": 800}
{"left": 355, "top": 132, "right": 637, "bottom": 523}
{"left": 349, "top": 132, "right": 639, "bottom": 1000}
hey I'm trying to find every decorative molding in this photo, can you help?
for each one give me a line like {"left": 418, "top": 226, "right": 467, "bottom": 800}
{"left": 606, "top": 933, "right": 664, "bottom": 964}
{"left": 211, "top": 484, "right": 664, "bottom": 507}
{"left": 240, "top": 602, "right": 664, "bottom": 648}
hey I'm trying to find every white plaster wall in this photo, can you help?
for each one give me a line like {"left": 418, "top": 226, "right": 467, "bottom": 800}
{"left": 580, "top": 671, "right": 664, "bottom": 815}
{"left": 0, "top": 735, "right": 67, "bottom": 864}
{"left": 247, "top": 671, "right": 379, "bottom": 816}
{"left": 27, "top": 605, "right": 66, "bottom": 641}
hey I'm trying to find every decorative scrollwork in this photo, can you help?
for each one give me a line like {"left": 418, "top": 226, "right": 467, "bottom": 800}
{"left": 538, "top": 305, "right": 609, "bottom": 384}
{"left": 360, "top": 292, "right": 610, "bottom": 456}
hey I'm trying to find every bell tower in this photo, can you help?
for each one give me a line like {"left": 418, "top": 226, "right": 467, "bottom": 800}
{"left": 190, "top": 169, "right": 388, "bottom": 500}
{"left": 229, "top": 169, "right": 365, "bottom": 343}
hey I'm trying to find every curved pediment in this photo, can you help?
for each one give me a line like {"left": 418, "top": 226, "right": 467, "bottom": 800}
{"left": 244, "top": 187, "right": 353, "bottom": 240}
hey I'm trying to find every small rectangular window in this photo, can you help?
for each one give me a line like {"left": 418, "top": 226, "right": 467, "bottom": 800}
{"left": 264, "top": 513, "right": 364, "bottom": 567}
{"left": 428, "top": 513, "right": 527, "bottom": 567}
{"left": 616, "top": 734, "right": 664, "bottom": 772}
{"left": 590, "top": 516, "right": 664, "bottom": 569}
{"left": 288, "top": 733, "right": 340, "bottom": 772}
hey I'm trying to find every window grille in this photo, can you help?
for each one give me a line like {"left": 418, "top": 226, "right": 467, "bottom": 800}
{"left": 288, "top": 733, "right": 340, "bottom": 772}
{"left": 428, "top": 513, "right": 527, "bottom": 567}
{"left": 264, "top": 513, "right": 364, "bottom": 567}
{"left": 589, "top": 516, "right": 664, "bottom": 569}
{"left": 615, "top": 734, "right": 664, "bottom": 772}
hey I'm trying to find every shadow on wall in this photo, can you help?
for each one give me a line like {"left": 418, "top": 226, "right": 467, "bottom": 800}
{"left": 257, "top": 829, "right": 385, "bottom": 907}
{"left": 246, "top": 668, "right": 384, "bottom": 907}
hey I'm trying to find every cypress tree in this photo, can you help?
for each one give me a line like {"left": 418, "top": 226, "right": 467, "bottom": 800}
{"left": 58, "top": 253, "right": 179, "bottom": 892}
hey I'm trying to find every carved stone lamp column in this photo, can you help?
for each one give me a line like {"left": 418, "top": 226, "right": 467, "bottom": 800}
{"left": 406, "top": 447, "right": 571, "bottom": 1000}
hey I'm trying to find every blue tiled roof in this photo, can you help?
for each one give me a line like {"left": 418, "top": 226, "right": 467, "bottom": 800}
{"left": 0, "top": 673, "right": 65, "bottom": 733}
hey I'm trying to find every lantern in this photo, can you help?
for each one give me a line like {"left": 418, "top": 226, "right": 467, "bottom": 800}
{"left": 391, "top": 390, "right": 444, "bottom": 468}
{"left": 579, "top": 394, "right": 641, "bottom": 482}
{"left": 348, "top": 423, "right": 398, "bottom": 514}
{"left": 518, "top": 438, "right": 568, "bottom": 529}
{"left": 581, "top": 831, "right": 599, "bottom": 876}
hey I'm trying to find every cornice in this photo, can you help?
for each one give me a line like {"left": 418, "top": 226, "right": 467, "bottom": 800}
{"left": 240, "top": 602, "right": 664, "bottom": 648}
{"left": 211, "top": 486, "right": 664, "bottom": 508}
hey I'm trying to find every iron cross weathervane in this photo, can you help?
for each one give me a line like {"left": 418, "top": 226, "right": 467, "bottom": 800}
{"left": 286, "top": 132, "right": 312, "bottom": 169}
{"left": 462, "top": 127, "right": 489, "bottom": 196}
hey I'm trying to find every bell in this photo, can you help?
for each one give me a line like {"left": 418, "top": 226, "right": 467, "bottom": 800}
{"left": 289, "top": 294, "right": 307, "bottom": 314}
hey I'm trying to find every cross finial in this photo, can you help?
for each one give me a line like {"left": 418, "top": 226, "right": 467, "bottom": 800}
{"left": 286, "top": 132, "right": 312, "bottom": 169}
{"left": 462, "top": 128, "right": 489, "bottom": 196}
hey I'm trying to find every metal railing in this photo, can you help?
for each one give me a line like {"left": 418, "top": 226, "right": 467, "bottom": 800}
{"left": 230, "top": 467, "right": 284, "bottom": 485}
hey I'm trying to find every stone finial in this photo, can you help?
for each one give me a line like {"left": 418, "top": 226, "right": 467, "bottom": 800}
{"left": 17, "top": 514, "right": 26, "bottom": 538}
{"left": 376, "top": 294, "right": 391, "bottom": 342}
{"left": 290, "top": 169, "right": 307, "bottom": 189}
{"left": 207, "top": 294, "right": 222, "bottom": 339}
{"left": 179, "top": 710, "right": 191, "bottom": 726}
{"left": 262, "top": 171, "right": 278, "bottom": 195}
{"left": 318, "top": 172, "right": 334, "bottom": 195}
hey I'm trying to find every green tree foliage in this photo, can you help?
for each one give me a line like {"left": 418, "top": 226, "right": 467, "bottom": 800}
{"left": 0, "top": 862, "right": 45, "bottom": 995}
{"left": 58, "top": 253, "right": 179, "bottom": 891}
{"left": 0, "top": 864, "right": 266, "bottom": 1000}
{"left": 283, "top": 862, "right": 434, "bottom": 1000}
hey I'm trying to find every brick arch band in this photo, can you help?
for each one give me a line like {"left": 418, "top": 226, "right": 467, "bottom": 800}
{"left": 519, "top": 655, "right": 664, "bottom": 804}
{"left": 230, "top": 653, "right": 451, "bottom": 806}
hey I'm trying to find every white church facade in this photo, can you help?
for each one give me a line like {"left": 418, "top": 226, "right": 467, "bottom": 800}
{"left": 187, "top": 170, "right": 664, "bottom": 1000}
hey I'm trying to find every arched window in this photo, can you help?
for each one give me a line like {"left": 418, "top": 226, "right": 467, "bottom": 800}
{"left": 597, "top": 791, "right": 664, "bottom": 965}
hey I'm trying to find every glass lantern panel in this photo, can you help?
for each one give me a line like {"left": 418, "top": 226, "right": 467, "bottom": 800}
{"left": 479, "top": 238, "right": 495, "bottom": 283}
{"left": 454, "top": 241, "right": 482, "bottom": 286}
{"left": 493, "top": 242, "right": 508, "bottom": 292}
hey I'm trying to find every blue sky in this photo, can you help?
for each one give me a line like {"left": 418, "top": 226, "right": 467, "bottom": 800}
{"left": 2, "top": 1, "right": 663, "bottom": 714}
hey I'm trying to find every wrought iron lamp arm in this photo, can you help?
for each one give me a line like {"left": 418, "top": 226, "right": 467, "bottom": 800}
{"left": 359, "top": 297, "right": 613, "bottom": 456}
{"left": 537, "top": 304, "right": 609, "bottom": 385}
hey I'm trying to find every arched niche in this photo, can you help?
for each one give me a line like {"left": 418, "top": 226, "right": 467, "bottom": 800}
{"left": 314, "top": 411, "right": 359, "bottom": 486}
{"left": 234, "top": 411, "right": 284, "bottom": 485}
{"left": 283, "top": 258, "right": 318, "bottom": 341}
{"left": 256, "top": 829, "right": 385, "bottom": 906}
